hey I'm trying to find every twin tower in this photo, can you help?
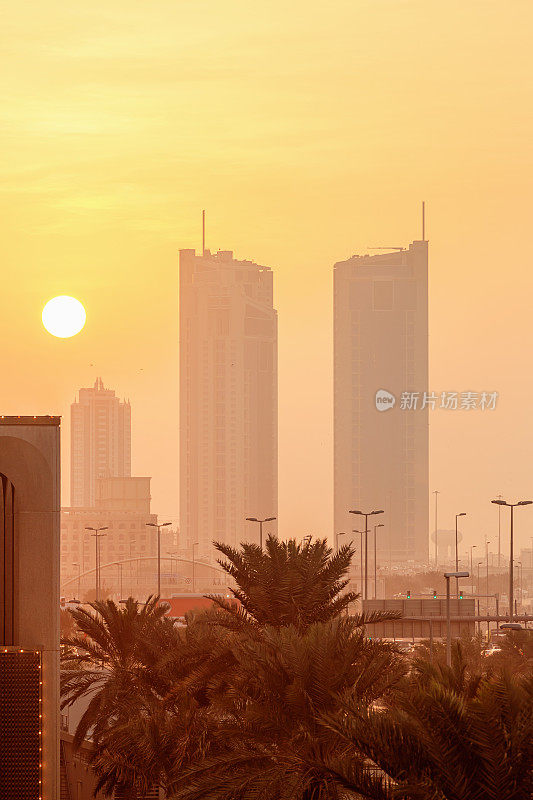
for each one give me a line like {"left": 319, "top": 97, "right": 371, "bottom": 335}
{"left": 179, "top": 240, "right": 429, "bottom": 565}
{"left": 0, "top": 238, "right": 428, "bottom": 798}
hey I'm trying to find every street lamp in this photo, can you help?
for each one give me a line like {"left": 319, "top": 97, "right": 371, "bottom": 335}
{"left": 114, "top": 562, "right": 123, "bottom": 600}
{"left": 476, "top": 561, "right": 483, "bottom": 633}
{"left": 514, "top": 560, "right": 522, "bottom": 613}
{"left": 444, "top": 570, "right": 469, "bottom": 667}
{"left": 373, "top": 523, "right": 384, "bottom": 599}
{"left": 495, "top": 493, "right": 503, "bottom": 569}
{"left": 349, "top": 509, "right": 384, "bottom": 600}
{"left": 146, "top": 522, "right": 172, "bottom": 597}
{"left": 85, "top": 526, "right": 108, "bottom": 602}
{"left": 469, "top": 545, "right": 477, "bottom": 577}
{"left": 245, "top": 516, "right": 276, "bottom": 550}
{"left": 491, "top": 499, "right": 532, "bottom": 621}
{"left": 336, "top": 531, "right": 351, "bottom": 551}
{"left": 72, "top": 562, "right": 81, "bottom": 600}
{"left": 433, "top": 490, "right": 440, "bottom": 566}
{"left": 129, "top": 539, "right": 136, "bottom": 596}
{"left": 485, "top": 540, "right": 491, "bottom": 612}
{"left": 192, "top": 541, "right": 199, "bottom": 593}
{"left": 351, "top": 529, "right": 364, "bottom": 598}
{"left": 455, "top": 513, "right": 466, "bottom": 598}
{"left": 167, "top": 551, "right": 178, "bottom": 581}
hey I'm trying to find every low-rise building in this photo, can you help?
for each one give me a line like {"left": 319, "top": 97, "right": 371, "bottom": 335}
{"left": 60, "top": 477, "right": 177, "bottom": 598}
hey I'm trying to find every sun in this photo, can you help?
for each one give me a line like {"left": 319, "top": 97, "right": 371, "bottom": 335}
{"left": 42, "top": 295, "right": 86, "bottom": 338}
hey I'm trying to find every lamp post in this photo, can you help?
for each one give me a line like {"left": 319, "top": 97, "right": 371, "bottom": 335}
{"left": 477, "top": 561, "right": 483, "bottom": 634}
{"left": 167, "top": 551, "right": 178, "bottom": 581}
{"left": 85, "top": 526, "right": 108, "bottom": 602}
{"left": 485, "top": 540, "right": 491, "bottom": 609}
{"left": 129, "top": 539, "right": 136, "bottom": 596}
{"left": 114, "top": 562, "right": 123, "bottom": 600}
{"left": 336, "top": 531, "right": 351, "bottom": 551}
{"left": 491, "top": 499, "right": 532, "bottom": 622}
{"left": 469, "top": 545, "right": 477, "bottom": 578}
{"left": 349, "top": 509, "right": 384, "bottom": 600}
{"left": 81, "top": 533, "right": 86, "bottom": 575}
{"left": 146, "top": 522, "right": 172, "bottom": 597}
{"left": 72, "top": 562, "right": 81, "bottom": 600}
{"left": 433, "top": 490, "right": 440, "bottom": 566}
{"left": 455, "top": 513, "right": 466, "bottom": 597}
{"left": 192, "top": 541, "right": 199, "bottom": 593}
{"left": 514, "top": 560, "right": 522, "bottom": 612}
{"left": 444, "top": 570, "right": 469, "bottom": 667}
{"left": 350, "top": 529, "right": 364, "bottom": 598}
{"left": 495, "top": 493, "right": 503, "bottom": 569}
{"left": 374, "top": 523, "right": 384, "bottom": 599}
{"left": 245, "top": 516, "right": 276, "bottom": 550}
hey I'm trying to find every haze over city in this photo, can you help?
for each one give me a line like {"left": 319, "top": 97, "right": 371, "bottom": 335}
{"left": 3, "top": 1, "right": 533, "bottom": 552}
{"left": 2, "top": 4, "right": 533, "bottom": 800}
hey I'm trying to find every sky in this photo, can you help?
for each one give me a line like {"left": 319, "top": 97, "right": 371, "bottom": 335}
{"left": 2, "top": 0, "right": 533, "bottom": 559}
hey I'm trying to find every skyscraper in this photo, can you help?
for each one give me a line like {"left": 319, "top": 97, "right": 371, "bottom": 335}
{"left": 179, "top": 248, "right": 278, "bottom": 560}
{"left": 334, "top": 240, "right": 429, "bottom": 565}
{"left": 70, "top": 378, "right": 131, "bottom": 507}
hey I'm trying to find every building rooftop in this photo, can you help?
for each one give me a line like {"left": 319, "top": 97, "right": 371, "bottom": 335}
{"left": 0, "top": 415, "right": 61, "bottom": 426}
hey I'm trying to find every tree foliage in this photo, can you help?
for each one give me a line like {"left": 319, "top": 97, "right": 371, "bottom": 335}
{"left": 208, "top": 535, "right": 359, "bottom": 631}
{"left": 60, "top": 539, "right": 533, "bottom": 800}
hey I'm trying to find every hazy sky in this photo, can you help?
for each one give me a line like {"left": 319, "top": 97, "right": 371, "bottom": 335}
{"left": 3, "top": 1, "right": 533, "bottom": 558}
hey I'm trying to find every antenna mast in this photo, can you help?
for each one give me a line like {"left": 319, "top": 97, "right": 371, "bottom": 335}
{"left": 202, "top": 209, "right": 206, "bottom": 255}
{"left": 422, "top": 200, "right": 426, "bottom": 241}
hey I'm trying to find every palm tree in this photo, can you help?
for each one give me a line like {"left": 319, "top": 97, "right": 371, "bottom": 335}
{"left": 489, "top": 629, "right": 533, "bottom": 674}
{"left": 321, "top": 668, "right": 533, "bottom": 800}
{"left": 414, "top": 630, "right": 487, "bottom": 678}
{"left": 409, "top": 637, "right": 487, "bottom": 699}
{"left": 61, "top": 596, "right": 181, "bottom": 795}
{"left": 168, "top": 616, "right": 406, "bottom": 800}
{"left": 208, "top": 535, "right": 359, "bottom": 631}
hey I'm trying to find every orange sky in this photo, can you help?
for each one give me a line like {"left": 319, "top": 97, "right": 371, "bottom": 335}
{"left": 3, "top": 1, "right": 533, "bottom": 559}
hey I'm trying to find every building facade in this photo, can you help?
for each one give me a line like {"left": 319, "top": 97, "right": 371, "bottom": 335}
{"left": 334, "top": 240, "right": 429, "bottom": 565}
{"left": 70, "top": 378, "right": 131, "bottom": 507}
{"left": 179, "top": 248, "right": 278, "bottom": 560}
{"left": 61, "top": 477, "right": 163, "bottom": 597}
{"left": 0, "top": 416, "right": 61, "bottom": 799}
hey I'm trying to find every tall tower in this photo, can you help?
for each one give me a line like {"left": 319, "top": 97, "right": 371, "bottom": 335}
{"left": 179, "top": 249, "right": 278, "bottom": 560}
{"left": 0, "top": 416, "right": 61, "bottom": 798}
{"left": 334, "top": 240, "right": 429, "bottom": 564}
{"left": 70, "top": 378, "right": 131, "bottom": 507}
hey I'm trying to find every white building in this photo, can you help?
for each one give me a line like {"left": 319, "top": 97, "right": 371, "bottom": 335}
{"left": 179, "top": 248, "right": 278, "bottom": 560}
{"left": 70, "top": 378, "right": 131, "bottom": 507}
{"left": 334, "top": 240, "right": 429, "bottom": 565}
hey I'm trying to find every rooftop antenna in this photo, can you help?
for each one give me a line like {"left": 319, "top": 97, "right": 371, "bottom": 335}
{"left": 368, "top": 247, "right": 405, "bottom": 251}
{"left": 422, "top": 200, "right": 426, "bottom": 241}
{"left": 202, "top": 209, "right": 206, "bottom": 255}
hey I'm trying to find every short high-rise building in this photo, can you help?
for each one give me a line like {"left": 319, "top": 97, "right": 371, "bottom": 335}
{"left": 334, "top": 240, "right": 429, "bottom": 564}
{"left": 179, "top": 248, "right": 278, "bottom": 560}
{"left": 70, "top": 378, "right": 131, "bottom": 507}
{"left": 60, "top": 477, "right": 160, "bottom": 594}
